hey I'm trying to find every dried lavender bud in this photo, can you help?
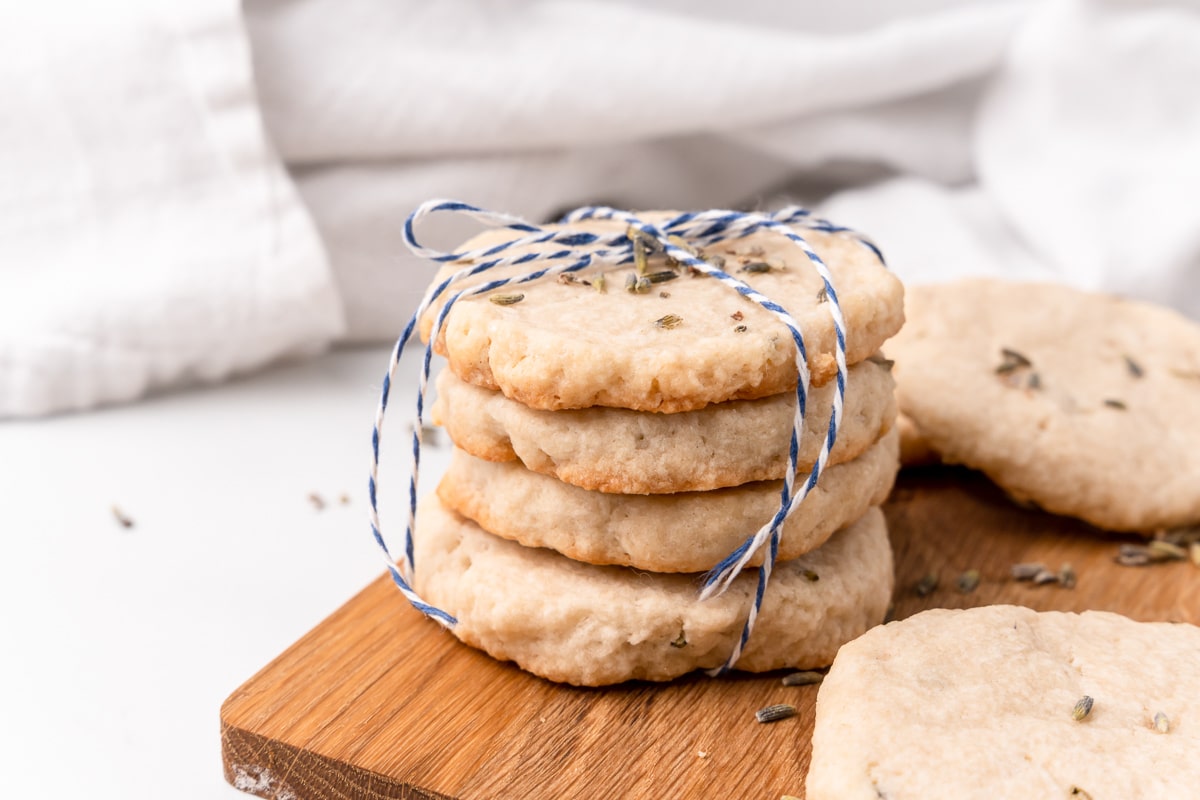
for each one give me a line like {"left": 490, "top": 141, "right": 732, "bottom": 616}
{"left": 781, "top": 671, "right": 824, "bottom": 687}
{"left": 1072, "top": 695, "right": 1094, "bottom": 721}
{"left": 755, "top": 704, "right": 797, "bottom": 724}
{"left": 488, "top": 293, "right": 525, "bottom": 306}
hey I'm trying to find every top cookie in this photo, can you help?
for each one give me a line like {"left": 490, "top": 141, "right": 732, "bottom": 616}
{"left": 419, "top": 214, "right": 903, "bottom": 412}
{"left": 889, "top": 279, "right": 1200, "bottom": 532}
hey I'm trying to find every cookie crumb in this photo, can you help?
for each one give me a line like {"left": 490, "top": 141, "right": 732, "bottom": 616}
{"left": 697, "top": 750, "right": 709, "bottom": 759}
{"left": 307, "top": 492, "right": 326, "bottom": 511}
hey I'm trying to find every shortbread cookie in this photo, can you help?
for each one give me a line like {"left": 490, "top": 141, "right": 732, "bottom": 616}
{"left": 419, "top": 215, "right": 904, "bottom": 412}
{"left": 437, "top": 428, "right": 899, "bottom": 572}
{"left": 414, "top": 497, "right": 893, "bottom": 686}
{"left": 807, "top": 605, "right": 1200, "bottom": 799}
{"left": 889, "top": 279, "right": 1200, "bottom": 531}
{"left": 431, "top": 356, "right": 896, "bottom": 494}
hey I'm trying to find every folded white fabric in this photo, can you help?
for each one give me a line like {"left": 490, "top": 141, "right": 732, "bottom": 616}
{"left": 823, "top": 0, "right": 1200, "bottom": 321}
{"left": 247, "top": 0, "right": 1021, "bottom": 165}
{"left": 249, "top": 0, "right": 1200, "bottom": 340}
{"left": 976, "top": 0, "right": 1200, "bottom": 320}
{"left": 0, "top": 1, "right": 342, "bottom": 417}
{"left": 6, "top": 0, "right": 1198, "bottom": 416}
{"left": 248, "top": 0, "right": 1024, "bottom": 340}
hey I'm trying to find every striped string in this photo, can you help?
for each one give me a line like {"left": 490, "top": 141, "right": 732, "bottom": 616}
{"left": 369, "top": 199, "right": 880, "bottom": 673}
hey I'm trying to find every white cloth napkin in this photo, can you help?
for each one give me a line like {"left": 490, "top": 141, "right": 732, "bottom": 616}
{"left": 248, "top": 0, "right": 1019, "bottom": 165}
{"left": 0, "top": 1, "right": 342, "bottom": 417}
{"left": 976, "top": 0, "right": 1200, "bottom": 315}
{"left": 247, "top": 0, "right": 1026, "bottom": 341}
{"left": 5, "top": 0, "right": 1198, "bottom": 415}
{"left": 827, "top": 0, "right": 1200, "bottom": 323}
{"left": 251, "top": 0, "right": 1200, "bottom": 337}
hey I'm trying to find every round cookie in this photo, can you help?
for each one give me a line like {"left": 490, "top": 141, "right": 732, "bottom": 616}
{"left": 431, "top": 356, "right": 897, "bottom": 494}
{"left": 413, "top": 497, "right": 893, "bottom": 686}
{"left": 807, "top": 605, "right": 1200, "bottom": 799}
{"left": 889, "top": 279, "right": 1200, "bottom": 532}
{"left": 436, "top": 427, "right": 899, "bottom": 572}
{"left": 419, "top": 214, "right": 904, "bottom": 412}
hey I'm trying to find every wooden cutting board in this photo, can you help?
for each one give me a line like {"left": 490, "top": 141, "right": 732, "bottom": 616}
{"left": 220, "top": 468, "right": 1198, "bottom": 800}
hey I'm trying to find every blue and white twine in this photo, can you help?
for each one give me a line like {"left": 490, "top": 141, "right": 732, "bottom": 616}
{"left": 368, "top": 199, "right": 881, "bottom": 674}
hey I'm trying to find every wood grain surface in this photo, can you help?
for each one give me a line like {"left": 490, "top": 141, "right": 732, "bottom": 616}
{"left": 221, "top": 468, "right": 1199, "bottom": 800}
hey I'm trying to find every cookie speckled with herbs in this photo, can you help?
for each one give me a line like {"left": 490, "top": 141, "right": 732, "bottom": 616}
{"left": 436, "top": 427, "right": 899, "bottom": 572}
{"left": 807, "top": 606, "right": 1200, "bottom": 799}
{"left": 414, "top": 497, "right": 893, "bottom": 687}
{"left": 418, "top": 213, "right": 903, "bottom": 413}
{"left": 431, "top": 358, "right": 896, "bottom": 494}
{"left": 889, "top": 279, "right": 1200, "bottom": 533}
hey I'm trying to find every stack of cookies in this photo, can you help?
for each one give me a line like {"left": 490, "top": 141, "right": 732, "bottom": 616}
{"left": 411, "top": 212, "right": 906, "bottom": 686}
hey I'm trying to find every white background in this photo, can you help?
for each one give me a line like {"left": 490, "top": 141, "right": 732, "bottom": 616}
{"left": 0, "top": 346, "right": 446, "bottom": 798}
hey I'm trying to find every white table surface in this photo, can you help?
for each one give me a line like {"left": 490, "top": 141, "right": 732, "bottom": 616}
{"left": 0, "top": 345, "right": 446, "bottom": 799}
